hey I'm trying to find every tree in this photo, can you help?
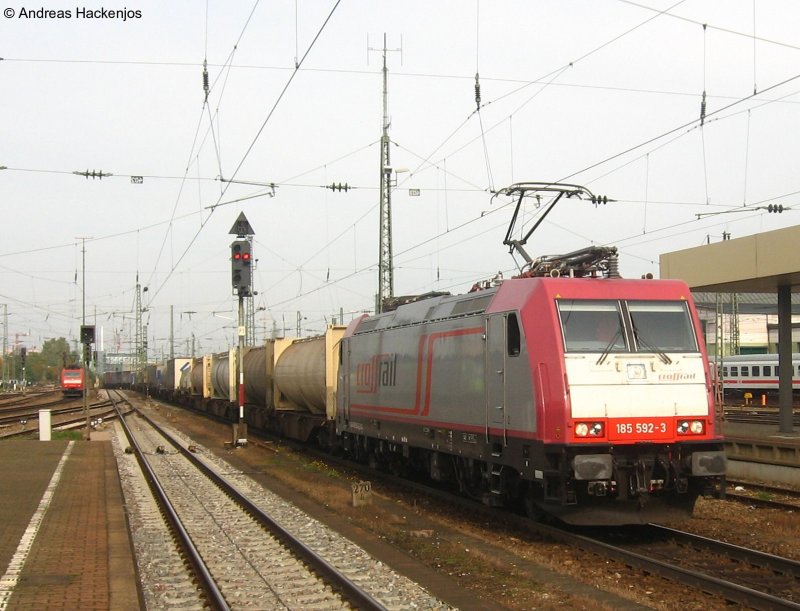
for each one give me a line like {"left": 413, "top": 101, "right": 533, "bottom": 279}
{"left": 28, "top": 338, "right": 75, "bottom": 383}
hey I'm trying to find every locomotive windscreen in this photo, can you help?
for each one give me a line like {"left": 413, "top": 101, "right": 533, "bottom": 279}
{"left": 628, "top": 301, "right": 697, "bottom": 352}
{"left": 558, "top": 300, "right": 626, "bottom": 352}
{"left": 558, "top": 299, "right": 698, "bottom": 353}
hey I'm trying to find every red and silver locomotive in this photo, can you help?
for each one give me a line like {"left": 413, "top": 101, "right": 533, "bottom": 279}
{"left": 337, "top": 274, "right": 724, "bottom": 524}
{"left": 337, "top": 183, "right": 725, "bottom": 524}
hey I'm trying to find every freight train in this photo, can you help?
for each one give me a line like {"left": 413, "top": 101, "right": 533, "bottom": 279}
{"left": 104, "top": 274, "right": 725, "bottom": 525}
{"left": 104, "top": 183, "right": 726, "bottom": 525}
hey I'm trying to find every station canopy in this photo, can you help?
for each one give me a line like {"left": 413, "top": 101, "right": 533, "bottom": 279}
{"left": 660, "top": 224, "right": 800, "bottom": 310}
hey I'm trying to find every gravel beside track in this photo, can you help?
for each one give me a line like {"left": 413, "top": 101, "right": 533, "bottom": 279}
{"left": 112, "top": 421, "right": 205, "bottom": 609}
{"left": 113, "top": 415, "right": 451, "bottom": 610}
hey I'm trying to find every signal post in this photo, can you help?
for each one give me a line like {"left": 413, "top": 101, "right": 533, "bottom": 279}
{"left": 230, "top": 213, "right": 254, "bottom": 446}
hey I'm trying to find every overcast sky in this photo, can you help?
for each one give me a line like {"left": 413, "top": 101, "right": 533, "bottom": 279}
{"left": 2, "top": 0, "right": 800, "bottom": 358}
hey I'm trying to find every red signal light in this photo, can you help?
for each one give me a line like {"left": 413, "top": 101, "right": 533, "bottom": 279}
{"left": 242, "top": 253, "right": 251, "bottom": 261}
{"left": 233, "top": 252, "right": 242, "bottom": 260}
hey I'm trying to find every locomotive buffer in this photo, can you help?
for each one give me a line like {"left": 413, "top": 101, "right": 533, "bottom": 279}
{"left": 230, "top": 213, "right": 255, "bottom": 446}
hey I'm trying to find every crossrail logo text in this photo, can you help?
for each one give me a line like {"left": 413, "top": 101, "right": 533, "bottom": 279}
{"left": 356, "top": 353, "right": 398, "bottom": 394}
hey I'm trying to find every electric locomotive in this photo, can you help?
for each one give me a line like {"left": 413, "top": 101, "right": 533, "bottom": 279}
{"left": 336, "top": 273, "right": 725, "bottom": 524}
{"left": 60, "top": 365, "right": 85, "bottom": 397}
{"left": 337, "top": 183, "right": 724, "bottom": 524}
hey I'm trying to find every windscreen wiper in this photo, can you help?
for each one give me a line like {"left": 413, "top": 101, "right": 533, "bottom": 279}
{"left": 596, "top": 328, "right": 623, "bottom": 366}
{"left": 634, "top": 331, "right": 672, "bottom": 365}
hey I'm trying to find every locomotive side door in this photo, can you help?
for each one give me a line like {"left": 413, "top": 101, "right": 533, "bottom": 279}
{"left": 485, "top": 314, "right": 508, "bottom": 444}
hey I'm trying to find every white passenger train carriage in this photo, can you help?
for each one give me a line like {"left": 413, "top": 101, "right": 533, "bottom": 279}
{"left": 712, "top": 353, "right": 800, "bottom": 395}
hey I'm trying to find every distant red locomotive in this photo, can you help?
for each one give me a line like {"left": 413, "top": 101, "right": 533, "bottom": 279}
{"left": 60, "top": 365, "right": 85, "bottom": 397}
{"left": 336, "top": 275, "right": 725, "bottom": 524}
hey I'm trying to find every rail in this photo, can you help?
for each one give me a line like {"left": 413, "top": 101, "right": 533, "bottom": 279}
{"left": 112, "top": 390, "right": 387, "bottom": 611}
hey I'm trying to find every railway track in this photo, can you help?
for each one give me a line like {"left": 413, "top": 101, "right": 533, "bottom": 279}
{"left": 270, "top": 427, "right": 800, "bottom": 610}
{"left": 592, "top": 523, "right": 800, "bottom": 609}
{"left": 724, "top": 480, "right": 800, "bottom": 511}
{"left": 0, "top": 395, "right": 73, "bottom": 416}
{"left": 723, "top": 406, "right": 800, "bottom": 426}
{"left": 0, "top": 399, "right": 120, "bottom": 438}
{"left": 0, "top": 400, "right": 110, "bottom": 426}
{"left": 110, "top": 391, "right": 444, "bottom": 610}
{"left": 133, "top": 392, "right": 800, "bottom": 608}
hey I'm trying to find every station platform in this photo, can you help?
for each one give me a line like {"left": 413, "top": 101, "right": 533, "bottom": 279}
{"left": 0, "top": 439, "right": 140, "bottom": 611}
{"left": 722, "top": 419, "right": 800, "bottom": 442}
{"left": 721, "top": 420, "right": 800, "bottom": 488}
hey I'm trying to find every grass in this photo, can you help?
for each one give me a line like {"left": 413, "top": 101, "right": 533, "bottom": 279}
{"left": 51, "top": 430, "right": 84, "bottom": 440}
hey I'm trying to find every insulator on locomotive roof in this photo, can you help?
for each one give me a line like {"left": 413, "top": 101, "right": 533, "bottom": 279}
{"left": 607, "top": 254, "right": 620, "bottom": 278}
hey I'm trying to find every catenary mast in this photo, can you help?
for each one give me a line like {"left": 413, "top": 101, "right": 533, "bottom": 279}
{"left": 376, "top": 33, "right": 393, "bottom": 314}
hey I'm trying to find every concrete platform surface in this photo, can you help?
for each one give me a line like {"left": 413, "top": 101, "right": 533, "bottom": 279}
{"left": 0, "top": 440, "right": 140, "bottom": 610}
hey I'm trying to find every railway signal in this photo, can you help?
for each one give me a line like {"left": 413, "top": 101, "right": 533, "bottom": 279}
{"left": 231, "top": 240, "right": 252, "bottom": 295}
{"left": 228, "top": 213, "right": 255, "bottom": 448}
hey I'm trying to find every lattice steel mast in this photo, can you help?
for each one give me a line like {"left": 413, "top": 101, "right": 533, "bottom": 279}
{"left": 376, "top": 34, "right": 393, "bottom": 314}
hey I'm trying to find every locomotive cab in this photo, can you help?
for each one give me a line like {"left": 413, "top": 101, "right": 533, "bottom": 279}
{"left": 533, "top": 281, "right": 726, "bottom": 524}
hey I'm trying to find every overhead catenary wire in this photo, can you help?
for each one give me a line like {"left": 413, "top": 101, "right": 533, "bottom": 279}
{"left": 700, "top": 23, "right": 710, "bottom": 205}
{"left": 9, "top": 2, "right": 800, "bottom": 346}
{"left": 404, "top": 0, "right": 687, "bottom": 190}
{"left": 559, "top": 69, "right": 800, "bottom": 184}
{"left": 145, "top": 0, "right": 262, "bottom": 295}
{"left": 145, "top": 0, "right": 342, "bottom": 305}
{"left": 147, "top": 10, "right": 800, "bottom": 320}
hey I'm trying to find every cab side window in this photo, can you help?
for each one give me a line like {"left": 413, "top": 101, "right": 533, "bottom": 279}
{"left": 507, "top": 313, "right": 521, "bottom": 357}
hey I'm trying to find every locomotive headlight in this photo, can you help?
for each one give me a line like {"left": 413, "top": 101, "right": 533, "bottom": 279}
{"left": 574, "top": 422, "right": 603, "bottom": 437}
{"left": 677, "top": 420, "right": 705, "bottom": 435}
